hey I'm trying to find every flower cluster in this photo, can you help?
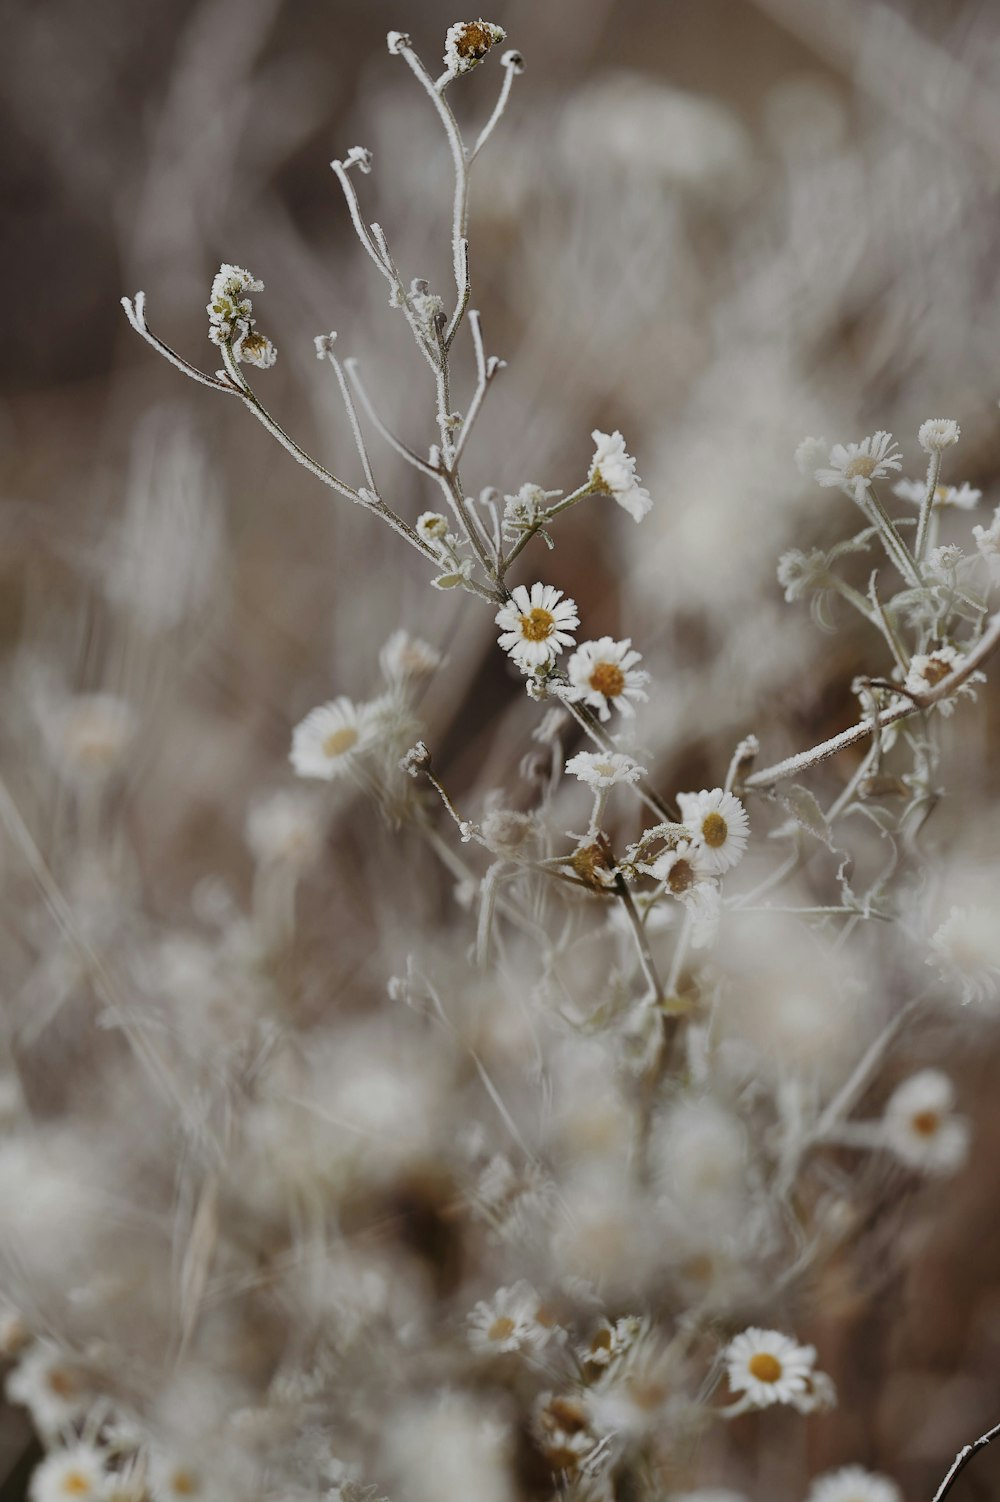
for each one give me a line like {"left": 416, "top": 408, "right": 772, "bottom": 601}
{"left": 206, "top": 263, "right": 276, "bottom": 368}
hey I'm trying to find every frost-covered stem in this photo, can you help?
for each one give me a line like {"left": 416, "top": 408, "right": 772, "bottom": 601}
{"left": 329, "top": 159, "right": 393, "bottom": 281}
{"left": 500, "top": 481, "right": 597, "bottom": 575}
{"left": 343, "top": 359, "right": 440, "bottom": 478}
{"left": 665, "top": 908, "right": 693, "bottom": 997}
{"left": 829, "top": 573, "right": 877, "bottom": 623}
{"left": 218, "top": 345, "right": 442, "bottom": 568}
{"left": 613, "top": 872, "right": 666, "bottom": 1006}
{"left": 470, "top": 52, "right": 522, "bottom": 161}
{"left": 933, "top": 1417, "right": 1000, "bottom": 1502}
{"left": 859, "top": 485, "right": 922, "bottom": 588}
{"left": 811, "top": 995, "right": 924, "bottom": 1146}
{"left": 121, "top": 294, "right": 237, "bottom": 393}
{"left": 544, "top": 479, "right": 599, "bottom": 521}
{"left": 555, "top": 690, "right": 677, "bottom": 824}
{"left": 915, "top": 448, "right": 942, "bottom": 564}
{"left": 317, "top": 346, "right": 378, "bottom": 495}
{"left": 868, "top": 570, "right": 910, "bottom": 674}
{"left": 451, "top": 312, "right": 500, "bottom": 469}
{"left": 395, "top": 41, "right": 471, "bottom": 333}
{"left": 745, "top": 611, "right": 1000, "bottom": 789}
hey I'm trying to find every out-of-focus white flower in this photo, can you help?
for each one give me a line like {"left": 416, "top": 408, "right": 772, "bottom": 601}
{"left": 43, "top": 693, "right": 136, "bottom": 784}
{"left": 973, "top": 502, "right": 1000, "bottom": 566}
{"left": 805, "top": 1465, "right": 902, "bottom": 1502}
{"left": 589, "top": 430, "right": 653, "bottom": 522}
{"left": 386, "top": 1393, "right": 514, "bottom": 1502}
{"left": 495, "top": 583, "right": 579, "bottom": 671}
{"left": 684, "top": 881, "right": 723, "bottom": 948}
{"left": 814, "top": 432, "right": 902, "bottom": 498}
{"left": 652, "top": 1096, "right": 747, "bottom": 1231}
{"left": 289, "top": 697, "right": 377, "bottom": 780}
{"left": 724, "top": 1327, "right": 817, "bottom": 1409}
{"left": 648, "top": 839, "right": 713, "bottom": 896}
{"left": 795, "top": 435, "right": 828, "bottom": 475}
{"left": 674, "top": 1492, "right": 749, "bottom": 1502}
{"left": 532, "top": 1392, "right": 596, "bottom": 1476}
{"left": 467, "top": 1280, "right": 561, "bottom": 1355}
{"left": 245, "top": 789, "right": 324, "bottom": 869}
{"left": 29, "top": 1442, "right": 107, "bottom": 1502}
{"left": 929, "top": 905, "right": 1000, "bottom": 1003}
{"left": 6, "top": 1340, "right": 91, "bottom": 1438}
{"left": 379, "top": 629, "right": 442, "bottom": 685}
{"left": 564, "top": 750, "right": 645, "bottom": 789}
{"left": 565, "top": 638, "right": 649, "bottom": 721}
{"left": 444, "top": 19, "right": 506, "bottom": 75}
{"left": 580, "top": 1315, "right": 646, "bottom": 1369}
{"left": 918, "top": 418, "right": 960, "bottom": 453}
{"left": 893, "top": 477, "right": 981, "bottom": 509}
{"left": 882, "top": 1070, "right": 969, "bottom": 1175}
{"left": 789, "top": 1367, "right": 838, "bottom": 1414}
{"left": 677, "top": 788, "right": 749, "bottom": 875}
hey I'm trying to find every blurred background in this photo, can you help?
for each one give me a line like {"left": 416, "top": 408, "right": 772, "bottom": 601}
{"left": 4, "top": 0, "right": 1000, "bottom": 1497}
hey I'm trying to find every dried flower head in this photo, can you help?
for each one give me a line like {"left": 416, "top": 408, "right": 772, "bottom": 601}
{"left": 444, "top": 19, "right": 507, "bottom": 75}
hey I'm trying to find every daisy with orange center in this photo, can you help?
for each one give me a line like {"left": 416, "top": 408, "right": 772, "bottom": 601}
{"left": 882, "top": 1069, "right": 969, "bottom": 1176}
{"left": 565, "top": 637, "right": 650, "bottom": 721}
{"left": 677, "top": 788, "right": 749, "bottom": 876}
{"left": 723, "top": 1327, "right": 819, "bottom": 1410}
{"left": 495, "top": 582, "right": 579, "bottom": 672}
{"left": 467, "top": 1281, "right": 562, "bottom": 1356}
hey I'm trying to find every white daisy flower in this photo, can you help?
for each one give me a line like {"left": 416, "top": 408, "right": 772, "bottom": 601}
{"left": 5, "top": 1339, "right": 91, "bottom": 1438}
{"left": 444, "top": 18, "right": 506, "bottom": 75}
{"left": 724, "top": 1327, "right": 816, "bottom": 1409}
{"left": 893, "top": 478, "right": 981, "bottom": 509}
{"left": 29, "top": 1442, "right": 107, "bottom": 1502}
{"left": 495, "top": 583, "right": 579, "bottom": 671}
{"left": 814, "top": 431, "right": 902, "bottom": 498}
{"left": 244, "top": 789, "right": 324, "bottom": 869}
{"left": 564, "top": 750, "right": 646, "bottom": 789}
{"left": 379, "top": 629, "right": 442, "bottom": 685}
{"left": 677, "top": 788, "right": 750, "bottom": 875}
{"left": 805, "top": 1464, "right": 902, "bottom": 1502}
{"left": 467, "top": 1280, "right": 559, "bottom": 1355}
{"left": 44, "top": 693, "right": 136, "bottom": 784}
{"left": 648, "top": 839, "right": 714, "bottom": 897}
{"left": 918, "top": 418, "right": 960, "bottom": 453}
{"left": 289, "top": 696, "right": 377, "bottom": 780}
{"left": 882, "top": 1069, "right": 970, "bottom": 1175}
{"left": 565, "top": 637, "right": 650, "bottom": 720}
{"left": 589, "top": 430, "right": 653, "bottom": 522}
{"left": 903, "top": 645, "right": 981, "bottom": 715}
{"left": 929, "top": 905, "right": 1000, "bottom": 1004}
{"left": 789, "top": 1367, "right": 838, "bottom": 1414}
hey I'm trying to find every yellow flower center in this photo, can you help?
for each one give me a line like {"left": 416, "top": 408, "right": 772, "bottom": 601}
{"left": 911, "top": 1109, "right": 941, "bottom": 1137}
{"left": 171, "top": 1472, "right": 199, "bottom": 1496}
{"left": 60, "top": 1474, "right": 92, "bottom": 1497}
{"left": 667, "top": 859, "right": 695, "bottom": 894}
{"left": 47, "top": 1369, "right": 78, "bottom": 1397}
{"left": 488, "top": 1315, "right": 517, "bottom": 1342}
{"left": 934, "top": 485, "right": 950, "bottom": 502}
{"left": 589, "top": 662, "right": 626, "bottom": 698}
{"left": 322, "top": 726, "right": 358, "bottom": 758}
{"left": 748, "top": 1351, "right": 783, "bottom": 1383}
{"left": 519, "top": 607, "right": 556, "bottom": 643}
{"left": 844, "top": 455, "right": 877, "bottom": 480}
{"left": 701, "top": 811, "right": 728, "bottom": 848}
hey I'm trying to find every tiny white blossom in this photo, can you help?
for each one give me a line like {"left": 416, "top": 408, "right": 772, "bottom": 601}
{"left": 564, "top": 750, "right": 645, "bottom": 788}
{"left": 467, "top": 1280, "right": 560, "bottom": 1355}
{"left": 882, "top": 1069, "right": 969, "bottom": 1175}
{"left": 495, "top": 582, "right": 579, "bottom": 671}
{"left": 29, "top": 1442, "right": 108, "bottom": 1502}
{"left": 814, "top": 431, "right": 902, "bottom": 498}
{"left": 805, "top": 1465, "right": 901, "bottom": 1502}
{"left": 589, "top": 430, "right": 653, "bottom": 522}
{"left": 929, "top": 905, "right": 1000, "bottom": 1003}
{"left": 724, "top": 1327, "right": 817, "bottom": 1409}
{"left": 565, "top": 637, "right": 650, "bottom": 720}
{"left": 444, "top": 19, "right": 507, "bottom": 76}
{"left": 918, "top": 417, "right": 960, "bottom": 453}
{"left": 677, "top": 788, "right": 750, "bottom": 875}
{"left": 290, "top": 697, "right": 378, "bottom": 780}
{"left": 314, "top": 331, "right": 338, "bottom": 358}
{"left": 903, "top": 644, "right": 981, "bottom": 715}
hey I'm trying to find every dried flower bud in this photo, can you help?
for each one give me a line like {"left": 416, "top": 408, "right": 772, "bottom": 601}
{"left": 386, "top": 31, "right": 411, "bottom": 54}
{"left": 444, "top": 19, "right": 507, "bottom": 76}
{"left": 400, "top": 741, "right": 432, "bottom": 778}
